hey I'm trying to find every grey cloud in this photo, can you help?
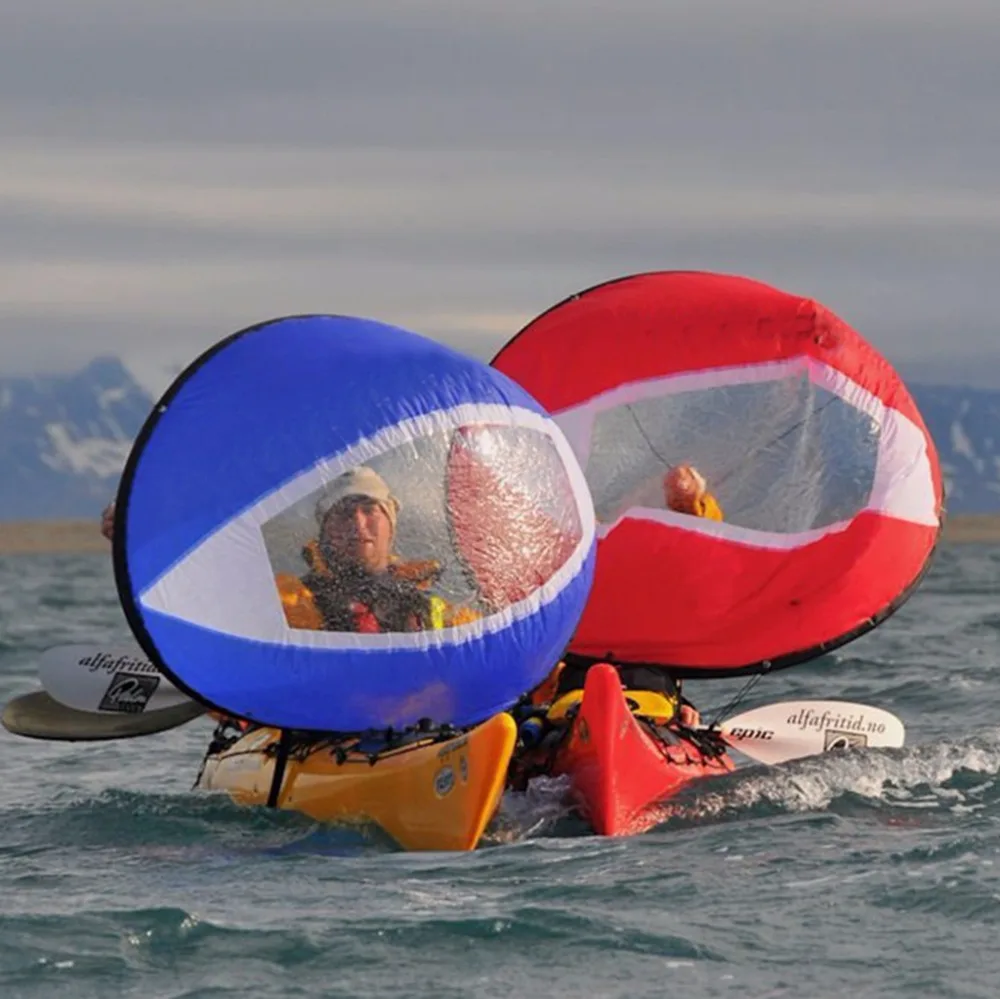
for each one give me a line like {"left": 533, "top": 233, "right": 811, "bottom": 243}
{"left": 0, "top": 0, "right": 998, "bottom": 382}
{"left": 5, "top": 2, "right": 999, "bottom": 157}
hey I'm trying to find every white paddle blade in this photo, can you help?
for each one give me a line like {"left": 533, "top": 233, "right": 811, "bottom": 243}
{"left": 718, "top": 699, "right": 906, "bottom": 766}
{"left": 38, "top": 644, "right": 191, "bottom": 715}
{"left": 2, "top": 690, "right": 206, "bottom": 741}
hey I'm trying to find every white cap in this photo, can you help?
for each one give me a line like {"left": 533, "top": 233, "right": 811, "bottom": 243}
{"left": 314, "top": 466, "right": 400, "bottom": 531}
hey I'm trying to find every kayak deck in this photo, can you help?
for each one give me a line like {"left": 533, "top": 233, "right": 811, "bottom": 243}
{"left": 196, "top": 712, "right": 517, "bottom": 852}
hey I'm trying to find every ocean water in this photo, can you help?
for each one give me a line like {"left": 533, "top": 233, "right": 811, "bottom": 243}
{"left": 0, "top": 544, "right": 998, "bottom": 999}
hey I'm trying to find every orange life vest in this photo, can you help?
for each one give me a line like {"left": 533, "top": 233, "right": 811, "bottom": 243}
{"left": 274, "top": 540, "right": 478, "bottom": 632}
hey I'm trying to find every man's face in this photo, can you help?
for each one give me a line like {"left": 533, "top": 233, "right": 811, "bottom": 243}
{"left": 665, "top": 466, "right": 702, "bottom": 512}
{"left": 321, "top": 496, "right": 394, "bottom": 573}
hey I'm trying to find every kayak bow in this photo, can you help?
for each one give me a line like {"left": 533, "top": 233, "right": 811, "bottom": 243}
{"left": 535, "top": 663, "right": 735, "bottom": 836}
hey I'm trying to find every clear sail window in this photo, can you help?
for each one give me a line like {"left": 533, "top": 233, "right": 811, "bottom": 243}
{"left": 262, "top": 424, "right": 583, "bottom": 633}
{"left": 586, "top": 373, "right": 881, "bottom": 534}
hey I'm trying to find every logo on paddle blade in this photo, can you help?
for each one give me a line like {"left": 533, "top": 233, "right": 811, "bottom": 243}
{"left": 787, "top": 708, "right": 887, "bottom": 736}
{"left": 726, "top": 727, "right": 774, "bottom": 742}
{"left": 98, "top": 672, "right": 161, "bottom": 714}
{"left": 824, "top": 730, "right": 868, "bottom": 751}
{"left": 80, "top": 653, "right": 158, "bottom": 675}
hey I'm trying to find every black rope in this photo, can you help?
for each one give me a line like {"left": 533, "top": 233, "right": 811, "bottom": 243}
{"left": 625, "top": 404, "right": 673, "bottom": 468}
{"left": 618, "top": 390, "right": 844, "bottom": 549}
{"left": 266, "top": 729, "right": 293, "bottom": 808}
{"left": 713, "top": 392, "right": 841, "bottom": 489}
{"left": 626, "top": 385, "right": 842, "bottom": 495}
{"left": 706, "top": 668, "right": 770, "bottom": 729}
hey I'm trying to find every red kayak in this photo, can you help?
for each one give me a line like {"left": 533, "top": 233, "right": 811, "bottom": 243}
{"left": 517, "top": 663, "right": 735, "bottom": 836}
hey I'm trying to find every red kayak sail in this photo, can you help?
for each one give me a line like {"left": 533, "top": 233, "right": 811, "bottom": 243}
{"left": 492, "top": 271, "right": 944, "bottom": 676}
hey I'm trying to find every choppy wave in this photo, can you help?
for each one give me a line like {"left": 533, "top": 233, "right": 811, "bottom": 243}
{"left": 1, "top": 547, "right": 999, "bottom": 998}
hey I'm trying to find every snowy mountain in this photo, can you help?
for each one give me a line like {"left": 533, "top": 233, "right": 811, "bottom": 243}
{"left": 912, "top": 383, "right": 1000, "bottom": 515}
{"left": 0, "top": 357, "right": 996, "bottom": 519}
{"left": 0, "top": 357, "right": 158, "bottom": 519}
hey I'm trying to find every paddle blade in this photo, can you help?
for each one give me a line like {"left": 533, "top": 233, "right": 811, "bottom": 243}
{"left": 717, "top": 699, "right": 905, "bottom": 766}
{"left": 2, "top": 690, "right": 206, "bottom": 741}
{"left": 38, "top": 644, "right": 191, "bottom": 714}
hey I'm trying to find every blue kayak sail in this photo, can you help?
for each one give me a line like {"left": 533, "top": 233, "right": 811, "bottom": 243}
{"left": 114, "top": 315, "right": 596, "bottom": 732}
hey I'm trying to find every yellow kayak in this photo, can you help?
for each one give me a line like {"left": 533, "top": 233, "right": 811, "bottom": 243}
{"left": 195, "top": 712, "right": 517, "bottom": 852}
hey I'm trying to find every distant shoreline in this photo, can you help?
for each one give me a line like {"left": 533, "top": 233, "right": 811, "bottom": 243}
{"left": 0, "top": 521, "right": 111, "bottom": 554}
{"left": 938, "top": 514, "right": 1000, "bottom": 544}
{"left": 0, "top": 514, "right": 998, "bottom": 554}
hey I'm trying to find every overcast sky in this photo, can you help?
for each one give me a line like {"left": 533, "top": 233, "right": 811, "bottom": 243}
{"left": 2, "top": 0, "right": 998, "bottom": 387}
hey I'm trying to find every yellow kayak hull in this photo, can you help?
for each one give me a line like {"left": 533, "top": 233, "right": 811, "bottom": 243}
{"left": 196, "top": 712, "right": 517, "bottom": 852}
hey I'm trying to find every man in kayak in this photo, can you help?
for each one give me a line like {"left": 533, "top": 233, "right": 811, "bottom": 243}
{"left": 664, "top": 463, "right": 723, "bottom": 521}
{"left": 275, "top": 466, "right": 478, "bottom": 633}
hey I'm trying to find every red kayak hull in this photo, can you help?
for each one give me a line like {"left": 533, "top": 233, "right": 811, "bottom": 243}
{"left": 551, "top": 663, "right": 735, "bottom": 836}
